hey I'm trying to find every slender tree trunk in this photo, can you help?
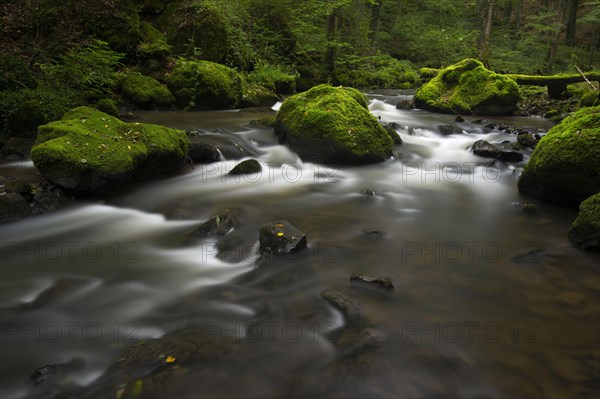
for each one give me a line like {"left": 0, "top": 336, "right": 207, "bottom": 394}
{"left": 368, "top": 0, "right": 383, "bottom": 43}
{"left": 545, "top": 0, "right": 567, "bottom": 72}
{"left": 478, "top": 0, "right": 494, "bottom": 67}
{"left": 565, "top": 0, "right": 578, "bottom": 46}
{"left": 511, "top": 0, "right": 522, "bottom": 37}
{"left": 326, "top": 8, "right": 339, "bottom": 84}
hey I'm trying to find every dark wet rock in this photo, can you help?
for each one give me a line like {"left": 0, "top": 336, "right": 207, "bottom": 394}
{"left": 485, "top": 122, "right": 496, "bottom": 130}
{"left": 350, "top": 275, "right": 394, "bottom": 291}
{"left": 395, "top": 99, "right": 413, "bottom": 110}
{"left": 382, "top": 123, "right": 403, "bottom": 145}
{"left": 0, "top": 193, "right": 32, "bottom": 223}
{"left": 30, "top": 364, "right": 57, "bottom": 386}
{"left": 321, "top": 290, "right": 367, "bottom": 330}
{"left": 32, "top": 180, "right": 73, "bottom": 213}
{"left": 471, "top": 140, "right": 501, "bottom": 158}
{"left": 521, "top": 203, "right": 538, "bottom": 214}
{"left": 568, "top": 193, "right": 600, "bottom": 250}
{"left": 187, "top": 130, "right": 264, "bottom": 160}
{"left": 191, "top": 208, "right": 243, "bottom": 237}
{"left": 454, "top": 115, "right": 465, "bottom": 122}
{"left": 362, "top": 229, "right": 384, "bottom": 237}
{"left": 358, "top": 327, "right": 387, "bottom": 348}
{"left": 360, "top": 188, "right": 377, "bottom": 196}
{"left": 248, "top": 116, "right": 276, "bottom": 128}
{"left": 228, "top": 159, "right": 261, "bottom": 175}
{"left": 517, "top": 132, "right": 538, "bottom": 147}
{"left": 259, "top": 220, "right": 307, "bottom": 254}
{"left": 4, "top": 177, "right": 33, "bottom": 201}
{"left": 437, "top": 124, "right": 464, "bottom": 136}
{"left": 187, "top": 142, "right": 221, "bottom": 164}
{"left": 471, "top": 140, "right": 523, "bottom": 162}
{"left": 29, "top": 278, "right": 88, "bottom": 308}
{"left": 498, "top": 149, "right": 524, "bottom": 162}
{"left": 472, "top": 119, "right": 483, "bottom": 124}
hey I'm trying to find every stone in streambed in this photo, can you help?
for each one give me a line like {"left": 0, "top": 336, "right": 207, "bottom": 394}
{"left": 350, "top": 275, "right": 394, "bottom": 291}
{"left": 228, "top": 159, "right": 261, "bottom": 175}
{"left": 517, "top": 132, "right": 538, "bottom": 148}
{"left": 259, "top": 220, "right": 307, "bottom": 254}
{"left": 321, "top": 290, "right": 367, "bottom": 330}
{"left": 187, "top": 142, "right": 221, "bottom": 164}
{"left": 192, "top": 208, "right": 243, "bottom": 237}
{"left": 471, "top": 139, "right": 523, "bottom": 162}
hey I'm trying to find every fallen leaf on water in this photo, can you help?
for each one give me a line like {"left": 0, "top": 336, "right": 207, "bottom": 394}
{"left": 166, "top": 355, "right": 176, "bottom": 363}
{"left": 277, "top": 232, "right": 284, "bottom": 237}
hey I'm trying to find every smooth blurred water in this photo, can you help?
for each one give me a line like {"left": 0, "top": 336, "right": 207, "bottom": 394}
{"left": 1, "top": 93, "right": 598, "bottom": 398}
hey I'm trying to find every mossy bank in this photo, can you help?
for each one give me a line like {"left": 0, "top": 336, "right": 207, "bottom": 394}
{"left": 568, "top": 193, "right": 600, "bottom": 250}
{"left": 274, "top": 84, "right": 393, "bottom": 165}
{"left": 518, "top": 106, "right": 600, "bottom": 208}
{"left": 30, "top": 107, "right": 189, "bottom": 195}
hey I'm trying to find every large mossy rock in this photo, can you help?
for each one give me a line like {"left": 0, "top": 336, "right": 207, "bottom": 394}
{"left": 166, "top": 60, "right": 243, "bottom": 110}
{"left": 568, "top": 193, "right": 600, "bottom": 250}
{"left": 121, "top": 74, "right": 175, "bottom": 109}
{"left": 518, "top": 106, "right": 600, "bottom": 207}
{"left": 136, "top": 21, "right": 172, "bottom": 67}
{"left": 274, "top": 84, "right": 393, "bottom": 165}
{"left": 414, "top": 58, "right": 519, "bottom": 115}
{"left": 30, "top": 107, "right": 188, "bottom": 195}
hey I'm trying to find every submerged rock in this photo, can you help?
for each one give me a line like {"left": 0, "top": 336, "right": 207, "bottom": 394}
{"left": 192, "top": 208, "right": 243, "bottom": 237}
{"left": 259, "top": 220, "right": 307, "bottom": 254}
{"left": 568, "top": 193, "right": 600, "bottom": 250}
{"left": 228, "top": 159, "right": 261, "bottom": 175}
{"left": 274, "top": 84, "right": 394, "bottom": 165}
{"left": 350, "top": 275, "right": 394, "bottom": 291}
{"left": 321, "top": 290, "right": 367, "bottom": 330}
{"left": 30, "top": 107, "right": 188, "bottom": 195}
{"left": 414, "top": 58, "right": 519, "bottom": 115}
{"left": 518, "top": 106, "right": 600, "bottom": 207}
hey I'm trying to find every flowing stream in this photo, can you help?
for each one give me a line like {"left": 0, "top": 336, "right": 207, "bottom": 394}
{"left": 1, "top": 91, "right": 598, "bottom": 398}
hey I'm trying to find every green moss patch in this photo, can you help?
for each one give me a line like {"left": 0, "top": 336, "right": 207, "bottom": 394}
{"left": 166, "top": 59, "right": 243, "bottom": 110}
{"left": 415, "top": 58, "right": 519, "bottom": 115}
{"left": 121, "top": 74, "right": 175, "bottom": 109}
{"left": 518, "top": 106, "right": 600, "bottom": 207}
{"left": 30, "top": 107, "right": 188, "bottom": 195}
{"left": 568, "top": 193, "right": 600, "bottom": 250}
{"left": 274, "top": 84, "right": 393, "bottom": 165}
{"left": 136, "top": 22, "right": 172, "bottom": 65}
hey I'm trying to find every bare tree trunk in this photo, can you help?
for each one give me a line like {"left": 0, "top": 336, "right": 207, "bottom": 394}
{"left": 545, "top": 0, "right": 567, "bottom": 72}
{"left": 565, "top": 0, "right": 578, "bottom": 46}
{"left": 368, "top": 0, "right": 383, "bottom": 43}
{"left": 511, "top": 0, "right": 522, "bottom": 36}
{"left": 478, "top": 0, "right": 494, "bottom": 67}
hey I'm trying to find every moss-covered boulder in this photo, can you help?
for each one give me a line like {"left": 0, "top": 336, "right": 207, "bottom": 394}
{"left": 240, "top": 83, "right": 280, "bottom": 108}
{"left": 166, "top": 60, "right": 243, "bottom": 110}
{"left": 568, "top": 193, "right": 600, "bottom": 250}
{"left": 157, "top": 0, "right": 228, "bottom": 63}
{"left": 518, "top": 106, "right": 600, "bottom": 207}
{"left": 121, "top": 74, "right": 175, "bottom": 109}
{"left": 136, "top": 22, "right": 172, "bottom": 68}
{"left": 95, "top": 99, "right": 120, "bottom": 117}
{"left": 274, "top": 84, "right": 393, "bottom": 165}
{"left": 30, "top": 107, "right": 188, "bottom": 195}
{"left": 414, "top": 58, "right": 519, "bottom": 115}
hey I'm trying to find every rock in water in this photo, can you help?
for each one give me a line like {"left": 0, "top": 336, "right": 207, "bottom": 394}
{"left": 274, "top": 84, "right": 393, "bottom": 165}
{"left": 321, "top": 290, "right": 367, "bottom": 330}
{"left": 568, "top": 193, "right": 600, "bottom": 250}
{"left": 259, "top": 220, "right": 307, "bottom": 254}
{"left": 414, "top": 58, "right": 519, "bottom": 115}
{"left": 518, "top": 106, "right": 600, "bottom": 207}
{"left": 30, "top": 107, "right": 188, "bottom": 195}
{"left": 350, "top": 275, "right": 394, "bottom": 291}
{"left": 471, "top": 140, "right": 501, "bottom": 158}
{"left": 192, "top": 208, "right": 243, "bottom": 237}
{"left": 228, "top": 159, "right": 261, "bottom": 175}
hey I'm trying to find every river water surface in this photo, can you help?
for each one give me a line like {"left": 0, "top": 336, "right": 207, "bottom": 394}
{"left": 1, "top": 92, "right": 598, "bottom": 398}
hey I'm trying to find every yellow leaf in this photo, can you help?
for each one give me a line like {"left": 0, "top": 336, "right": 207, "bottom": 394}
{"left": 276, "top": 232, "right": 284, "bottom": 237}
{"left": 166, "top": 355, "right": 176, "bottom": 363}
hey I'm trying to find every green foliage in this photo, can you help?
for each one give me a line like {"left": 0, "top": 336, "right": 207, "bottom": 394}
{"left": 0, "top": 88, "right": 73, "bottom": 135}
{"left": 518, "top": 106, "right": 600, "bottom": 207}
{"left": 246, "top": 62, "right": 298, "bottom": 94}
{"left": 0, "top": 54, "right": 37, "bottom": 91}
{"left": 274, "top": 84, "right": 393, "bottom": 164}
{"left": 336, "top": 54, "right": 417, "bottom": 89}
{"left": 121, "top": 74, "right": 175, "bottom": 109}
{"left": 136, "top": 22, "right": 172, "bottom": 66}
{"left": 166, "top": 59, "right": 243, "bottom": 109}
{"left": 39, "top": 40, "right": 124, "bottom": 102}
